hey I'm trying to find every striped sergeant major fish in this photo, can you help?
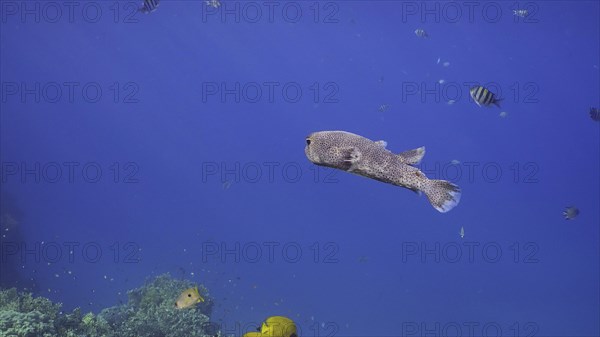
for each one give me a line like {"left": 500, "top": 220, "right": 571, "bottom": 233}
{"left": 470, "top": 86, "right": 502, "bottom": 108}
{"left": 139, "top": 0, "right": 160, "bottom": 14}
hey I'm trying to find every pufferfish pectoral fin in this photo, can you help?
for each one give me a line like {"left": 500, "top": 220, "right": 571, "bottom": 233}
{"left": 397, "top": 146, "right": 426, "bottom": 165}
{"left": 340, "top": 147, "right": 361, "bottom": 163}
{"left": 328, "top": 146, "right": 360, "bottom": 171}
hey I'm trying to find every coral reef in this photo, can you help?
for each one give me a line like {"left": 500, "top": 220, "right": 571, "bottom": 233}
{"left": 0, "top": 288, "right": 60, "bottom": 337}
{"left": 0, "top": 274, "right": 217, "bottom": 337}
{"left": 0, "top": 310, "right": 56, "bottom": 337}
{"left": 100, "top": 273, "right": 216, "bottom": 337}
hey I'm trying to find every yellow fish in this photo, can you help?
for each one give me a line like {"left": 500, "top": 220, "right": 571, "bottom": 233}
{"left": 243, "top": 316, "right": 297, "bottom": 337}
{"left": 175, "top": 286, "right": 204, "bottom": 309}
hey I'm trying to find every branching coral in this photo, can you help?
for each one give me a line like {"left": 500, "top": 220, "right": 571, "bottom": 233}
{"left": 0, "top": 289, "right": 60, "bottom": 337}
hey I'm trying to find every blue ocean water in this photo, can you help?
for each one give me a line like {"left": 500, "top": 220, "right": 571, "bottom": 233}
{"left": 1, "top": 1, "right": 599, "bottom": 336}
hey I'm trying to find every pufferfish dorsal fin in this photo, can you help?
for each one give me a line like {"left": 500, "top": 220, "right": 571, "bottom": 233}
{"left": 397, "top": 146, "right": 426, "bottom": 165}
{"left": 374, "top": 140, "right": 387, "bottom": 148}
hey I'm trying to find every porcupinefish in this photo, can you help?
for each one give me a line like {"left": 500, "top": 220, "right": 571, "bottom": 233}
{"left": 305, "top": 131, "right": 461, "bottom": 213}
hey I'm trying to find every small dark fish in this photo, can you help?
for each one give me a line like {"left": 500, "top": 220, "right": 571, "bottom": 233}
{"left": 563, "top": 206, "right": 579, "bottom": 220}
{"left": 590, "top": 107, "right": 600, "bottom": 121}
{"left": 205, "top": 0, "right": 221, "bottom": 8}
{"left": 139, "top": 0, "right": 160, "bottom": 14}
{"left": 378, "top": 104, "right": 389, "bottom": 112}
{"left": 513, "top": 9, "right": 528, "bottom": 17}
{"left": 470, "top": 86, "right": 502, "bottom": 108}
{"left": 414, "top": 28, "right": 428, "bottom": 38}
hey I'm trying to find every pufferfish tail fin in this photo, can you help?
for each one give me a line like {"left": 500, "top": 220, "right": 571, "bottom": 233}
{"left": 397, "top": 146, "right": 426, "bottom": 165}
{"left": 423, "top": 179, "right": 461, "bottom": 213}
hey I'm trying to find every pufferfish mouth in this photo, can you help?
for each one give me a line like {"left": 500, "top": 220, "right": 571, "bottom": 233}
{"left": 306, "top": 138, "right": 311, "bottom": 145}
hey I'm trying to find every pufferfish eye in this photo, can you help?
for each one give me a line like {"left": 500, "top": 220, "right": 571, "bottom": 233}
{"left": 306, "top": 138, "right": 311, "bottom": 145}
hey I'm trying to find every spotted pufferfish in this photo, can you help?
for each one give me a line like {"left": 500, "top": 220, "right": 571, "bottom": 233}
{"left": 305, "top": 131, "right": 461, "bottom": 213}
